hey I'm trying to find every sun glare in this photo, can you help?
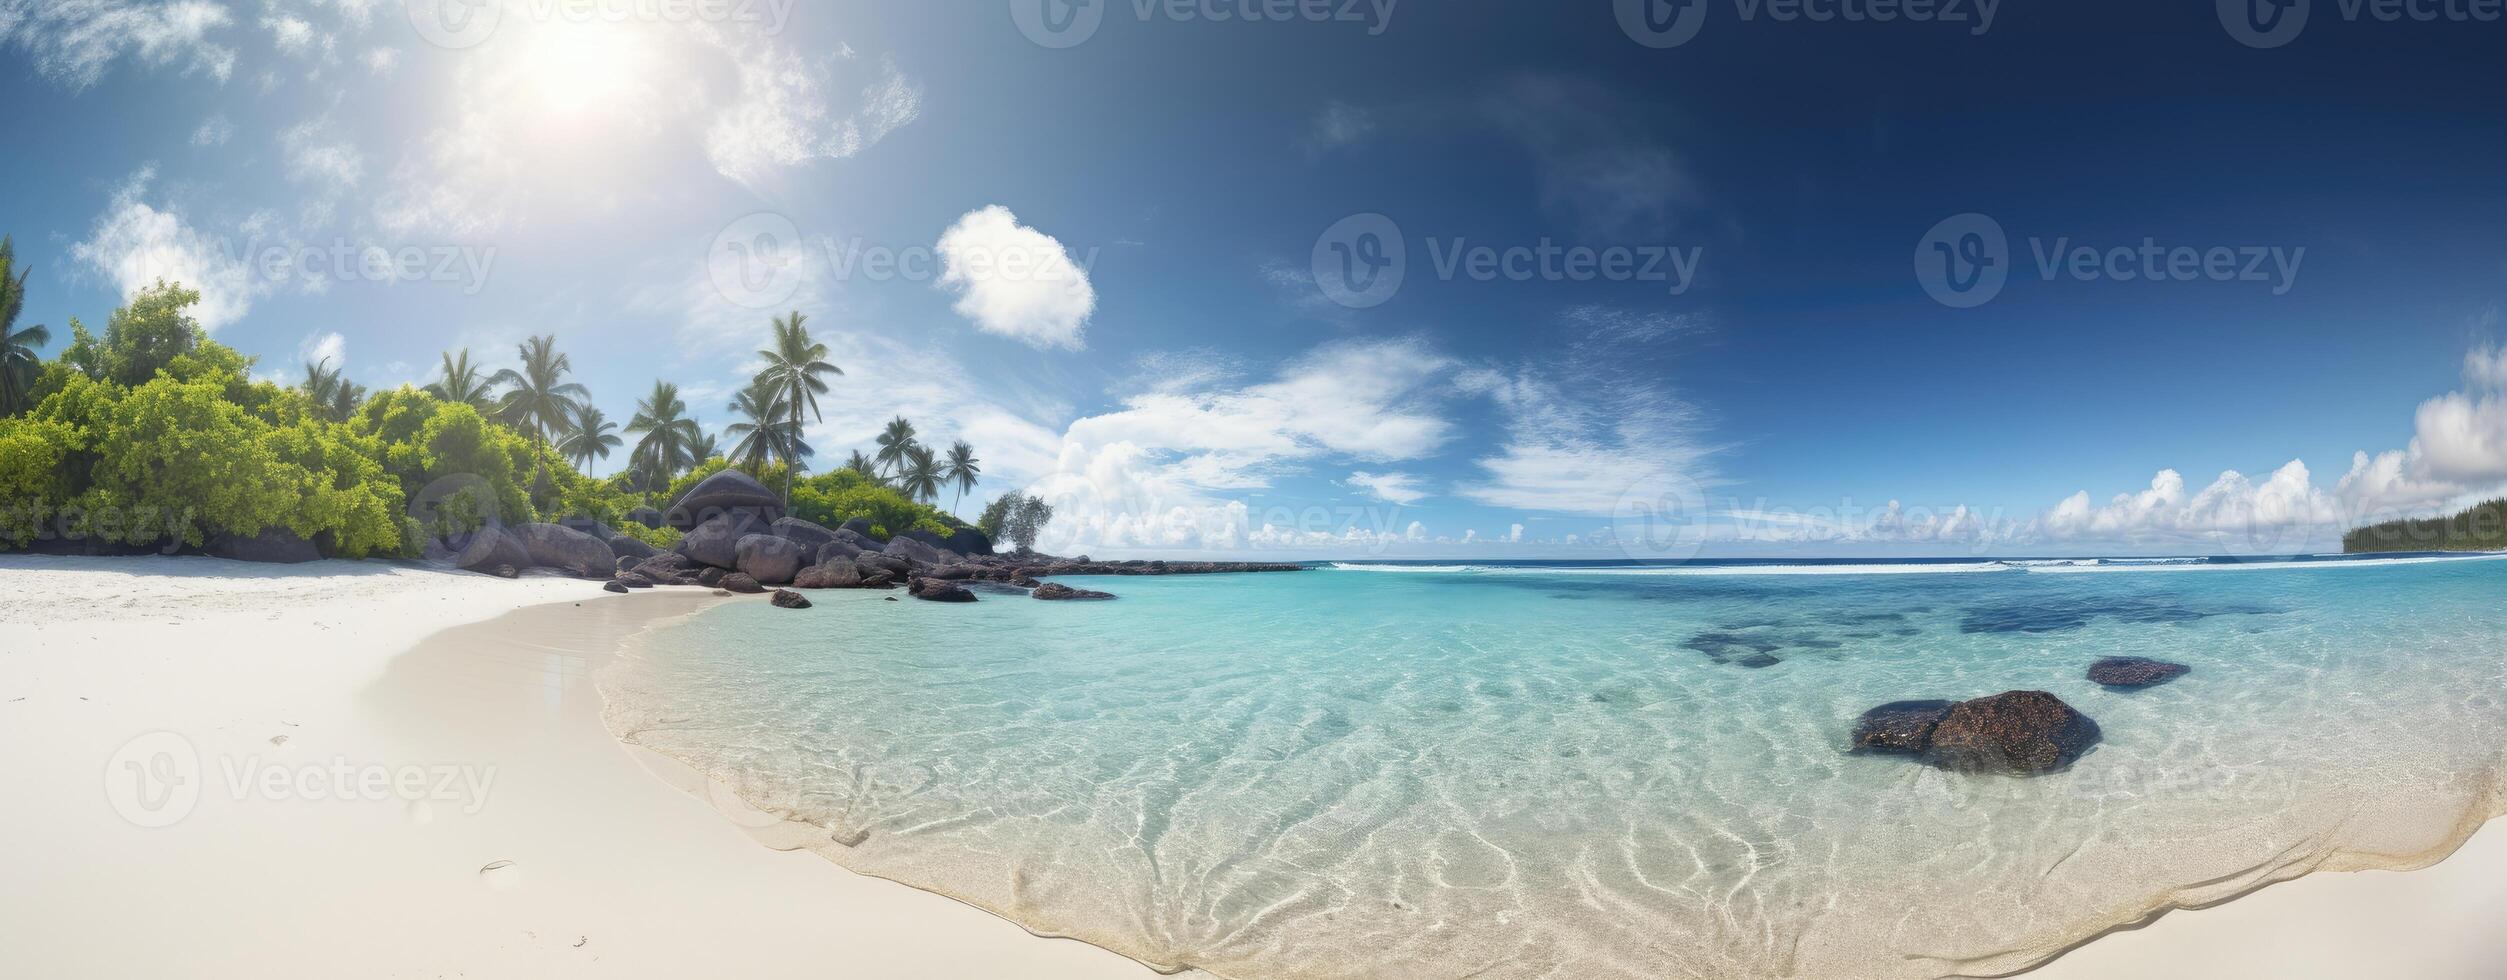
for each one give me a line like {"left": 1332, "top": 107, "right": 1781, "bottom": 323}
{"left": 509, "top": 22, "right": 651, "bottom": 123}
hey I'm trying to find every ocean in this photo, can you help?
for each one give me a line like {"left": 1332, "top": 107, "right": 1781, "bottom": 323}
{"left": 600, "top": 553, "right": 2507, "bottom": 978}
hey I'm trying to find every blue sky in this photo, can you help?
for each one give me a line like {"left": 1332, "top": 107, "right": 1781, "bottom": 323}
{"left": 6, "top": 1, "right": 2507, "bottom": 558}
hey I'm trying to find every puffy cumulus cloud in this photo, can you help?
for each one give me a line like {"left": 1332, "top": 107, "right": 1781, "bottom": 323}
{"left": 2034, "top": 462, "right": 2345, "bottom": 551}
{"left": 297, "top": 330, "right": 346, "bottom": 368}
{"left": 71, "top": 167, "right": 261, "bottom": 331}
{"left": 1024, "top": 338, "right": 1457, "bottom": 553}
{"left": 1458, "top": 310, "right": 1714, "bottom": 515}
{"left": 935, "top": 206, "right": 1097, "bottom": 351}
{"left": 704, "top": 46, "right": 921, "bottom": 186}
{"left": 1347, "top": 470, "right": 1428, "bottom": 506}
{"left": 1, "top": 0, "right": 237, "bottom": 89}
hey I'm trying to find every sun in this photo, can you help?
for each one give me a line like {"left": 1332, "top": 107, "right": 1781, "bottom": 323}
{"left": 508, "top": 21, "right": 653, "bottom": 123}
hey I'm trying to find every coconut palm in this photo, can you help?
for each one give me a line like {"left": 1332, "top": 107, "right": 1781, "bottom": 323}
{"left": 751, "top": 311, "right": 841, "bottom": 507}
{"left": 897, "top": 443, "right": 943, "bottom": 504}
{"left": 724, "top": 379, "right": 792, "bottom": 476}
{"left": 625, "top": 380, "right": 702, "bottom": 481}
{"left": 0, "top": 237, "right": 51, "bottom": 416}
{"left": 688, "top": 429, "right": 721, "bottom": 465}
{"left": 562, "top": 405, "right": 623, "bottom": 473}
{"left": 424, "top": 348, "right": 495, "bottom": 412}
{"left": 842, "top": 449, "right": 881, "bottom": 482}
{"left": 300, "top": 357, "right": 366, "bottom": 423}
{"left": 873, "top": 415, "right": 918, "bottom": 478}
{"left": 941, "top": 440, "right": 981, "bottom": 512}
{"left": 489, "top": 335, "right": 590, "bottom": 488}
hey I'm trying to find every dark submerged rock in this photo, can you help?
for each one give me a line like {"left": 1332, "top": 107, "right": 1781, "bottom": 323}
{"left": 770, "top": 588, "right": 812, "bottom": 609}
{"left": 1921, "top": 691, "right": 2101, "bottom": 776}
{"left": 2086, "top": 656, "right": 2190, "bottom": 689}
{"left": 1031, "top": 582, "right": 1115, "bottom": 601}
{"left": 908, "top": 578, "right": 976, "bottom": 602}
{"left": 1849, "top": 700, "right": 1956, "bottom": 755}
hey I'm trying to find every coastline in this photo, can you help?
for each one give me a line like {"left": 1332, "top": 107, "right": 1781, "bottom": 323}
{"left": 2, "top": 553, "right": 2502, "bottom": 978}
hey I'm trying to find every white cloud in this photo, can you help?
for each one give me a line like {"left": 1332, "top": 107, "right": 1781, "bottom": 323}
{"left": 1507, "top": 523, "right": 1524, "bottom": 543}
{"left": 703, "top": 47, "right": 921, "bottom": 185}
{"left": 1, "top": 0, "right": 236, "bottom": 89}
{"left": 280, "top": 119, "right": 364, "bottom": 189}
{"left": 1458, "top": 311, "right": 1715, "bottom": 514}
{"left": 262, "top": 13, "right": 314, "bottom": 55}
{"left": 1348, "top": 470, "right": 1428, "bottom": 506}
{"left": 70, "top": 166, "right": 260, "bottom": 332}
{"left": 190, "top": 113, "right": 232, "bottom": 147}
{"left": 936, "top": 205, "right": 1097, "bottom": 351}
{"left": 297, "top": 331, "right": 346, "bottom": 369}
{"left": 362, "top": 45, "right": 397, "bottom": 76}
{"left": 1480, "top": 74, "right": 1701, "bottom": 241}
{"left": 1306, "top": 99, "right": 1374, "bottom": 151}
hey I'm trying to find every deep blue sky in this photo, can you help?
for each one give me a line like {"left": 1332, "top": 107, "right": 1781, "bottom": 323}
{"left": 5, "top": 1, "right": 2506, "bottom": 556}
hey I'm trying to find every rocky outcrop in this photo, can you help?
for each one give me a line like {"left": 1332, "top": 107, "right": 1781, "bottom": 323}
{"left": 1849, "top": 700, "right": 1955, "bottom": 755}
{"left": 514, "top": 522, "right": 616, "bottom": 577}
{"left": 908, "top": 578, "right": 976, "bottom": 602}
{"left": 734, "top": 533, "right": 809, "bottom": 585}
{"left": 792, "top": 562, "right": 864, "bottom": 589}
{"left": 770, "top": 588, "right": 812, "bottom": 609}
{"left": 633, "top": 551, "right": 701, "bottom": 585}
{"left": 615, "top": 572, "right": 655, "bottom": 589}
{"left": 205, "top": 528, "right": 321, "bottom": 564}
{"left": 452, "top": 526, "right": 533, "bottom": 577}
{"left": 696, "top": 566, "right": 726, "bottom": 588}
{"left": 882, "top": 535, "right": 947, "bottom": 565}
{"left": 838, "top": 517, "right": 884, "bottom": 542}
{"left": 816, "top": 538, "right": 864, "bottom": 565}
{"left": 719, "top": 572, "right": 766, "bottom": 594}
{"left": 665, "top": 469, "right": 784, "bottom": 531}
{"left": 608, "top": 534, "right": 659, "bottom": 562}
{"left": 1031, "top": 582, "right": 1114, "bottom": 600}
{"left": 944, "top": 527, "right": 994, "bottom": 556}
{"left": 1921, "top": 691, "right": 2101, "bottom": 775}
{"left": 674, "top": 512, "right": 765, "bottom": 570}
{"left": 771, "top": 517, "right": 839, "bottom": 552}
{"left": 2086, "top": 657, "right": 2190, "bottom": 689}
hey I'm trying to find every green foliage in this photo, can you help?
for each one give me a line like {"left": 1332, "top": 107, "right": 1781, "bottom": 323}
{"left": 788, "top": 466, "right": 937, "bottom": 536}
{"left": 977, "top": 495, "right": 1015, "bottom": 539}
{"left": 988, "top": 494, "right": 1054, "bottom": 551}
{"left": 63, "top": 280, "right": 208, "bottom": 387}
{"left": 0, "top": 416, "right": 82, "bottom": 546}
{"left": 2345, "top": 498, "right": 2507, "bottom": 553}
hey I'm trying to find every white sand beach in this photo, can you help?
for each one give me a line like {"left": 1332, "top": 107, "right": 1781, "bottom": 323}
{"left": 1, "top": 553, "right": 2500, "bottom": 979}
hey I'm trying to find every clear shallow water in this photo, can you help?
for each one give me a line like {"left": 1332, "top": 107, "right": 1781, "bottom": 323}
{"left": 601, "top": 556, "right": 2507, "bottom": 978}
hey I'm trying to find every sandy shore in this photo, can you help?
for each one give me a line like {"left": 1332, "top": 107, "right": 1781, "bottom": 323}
{"left": 0, "top": 553, "right": 2500, "bottom": 978}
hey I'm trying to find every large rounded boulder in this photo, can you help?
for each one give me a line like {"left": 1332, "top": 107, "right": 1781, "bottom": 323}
{"left": 1921, "top": 691, "right": 2101, "bottom": 776}
{"left": 451, "top": 525, "right": 533, "bottom": 576}
{"left": 674, "top": 511, "right": 766, "bottom": 570}
{"left": 771, "top": 517, "right": 840, "bottom": 552}
{"left": 514, "top": 522, "right": 616, "bottom": 577}
{"left": 882, "top": 534, "right": 946, "bottom": 566}
{"left": 793, "top": 562, "right": 864, "bottom": 589}
{"left": 943, "top": 526, "right": 994, "bottom": 556}
{"left": 734, "top": 533, "right": 810, "bottom": 585}
{"left": 608, "top": 534, "right": 659, "bottom": 562}
{"left": 838, "top": 517, "right": 885, "bottom": 542}
{"left": 666, "top": 469, "right": 784, "bottom": 531}
{"left": 1848, "top": 700, "right": 1955, "bottom": 755}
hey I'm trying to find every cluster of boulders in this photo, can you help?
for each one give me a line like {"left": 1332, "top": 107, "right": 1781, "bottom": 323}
{"left": 1850, "top": 690, "right": 2103, "bottom": 776}
{"left": 596, "top": 470, "right": 1304, "bottom": 605}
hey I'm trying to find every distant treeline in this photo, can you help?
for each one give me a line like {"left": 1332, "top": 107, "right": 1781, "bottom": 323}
{"left": 2343, "top": 498, "right": 2507, "bottom": 554}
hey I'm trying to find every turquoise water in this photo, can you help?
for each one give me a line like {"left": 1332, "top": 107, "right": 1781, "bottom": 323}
{"left": 601, "top": 556, "right": 2507, "bottom": 978}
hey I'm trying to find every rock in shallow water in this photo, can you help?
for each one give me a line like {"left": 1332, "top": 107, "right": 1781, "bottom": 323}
{"left": 770, "top": 588, "right": 811, "bottom": 609}
{"left": 2086, "top": 656, "right": 2190, "bottom": 689}
{"left": 1031, "top": 582, "right": 1116, "bottom": 601}
{"left": 1921, "top": 691, "right": 2101, "bottom": 775}
{"left": 1848, "top": 700, "right": 1955, "bottom": 754}
{"left": 908, "top": 578, "right": 976, "bottom": 602}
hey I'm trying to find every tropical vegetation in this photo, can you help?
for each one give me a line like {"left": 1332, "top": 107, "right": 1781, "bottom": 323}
{"left": 0, "top": 250, "right": 1034, "bottom": 559}
{"left": 2344, "top": 498, "right": 2507, "bottom": 553}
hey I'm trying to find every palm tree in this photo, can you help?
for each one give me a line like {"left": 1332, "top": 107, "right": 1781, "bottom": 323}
{"left": 0, "top": 237, "right": 51, "bottom": 416}
{"left": 562, "top": 405, "right": 622, "bottom": 473}
{"left": 489, "top": 335, "right": 590, "bottom": 489}
{"left": 424, "top": 348, "right": 495, "bottom": 411}
{"left": 751, "top": 311, "right": 841, "bottom": 507}
{"left": 625, "top": 380, "right": 701, "bottom": 481}
{"left": 897, "top": 444, "right": 943, "bottom": 503}
{"left": 941, "top": 440, "right": 981, "bottom": 512}
{"left": 300, "top": 357, "right": 366, "bottom": 423}
{"left": 724, "top": 379, "right": 790, "bottom": 477}
{"left": 688, "top": 429, "right": 721, "bottom": 465}
{"left": 842, "top": 449, "right": 880, "bottom": 482}
{"left": 873, "top": 415, "right": 919, "bottom": 478}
